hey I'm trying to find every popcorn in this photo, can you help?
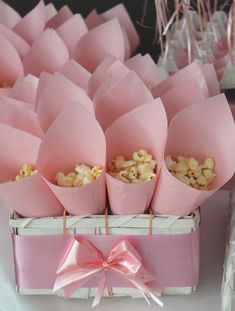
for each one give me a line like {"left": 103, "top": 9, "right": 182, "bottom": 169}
{"left": 165, "top": 155, "right": 216, "bottom": 190}
{"left": 0, "top": 82, "right": 11, "bottom": 88}
{"left": 108, "top": 149, "right": 157, "bottom": 183}
{"left": 55, "top": 164, "right": 103, "bottom": 187}
{"left": 14, "top": 164, "right": 37, "bottom": 181}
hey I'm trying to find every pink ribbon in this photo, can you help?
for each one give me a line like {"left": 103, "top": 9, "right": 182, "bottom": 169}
{"left": 53, "top": 238, "right": 163, "bottom": 308}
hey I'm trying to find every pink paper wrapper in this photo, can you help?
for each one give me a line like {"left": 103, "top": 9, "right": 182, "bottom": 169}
{"left": 9, "top": 74, "right": 39, "bottom": 106}
{"left": 88, "top": 55, "right": 130, "bottom": 98}
{"left": 0, "top": 100, "right": 43, "bottom": 138}
{"left": 23, "top": 28, "right": 69, "bottom": 76}
{"left": 85, "top": 9, "right": 103, "bottom": 30}
{"left": 37, "top": 102, "right": 106, "bottom": 215}
{"left": 94, "top": 71, "right": 153, "bottom": 130}
{"left": 161, "top": 78, "right": 206, "bottom": 122}
{"left": 151, "top": 94, "right": 235, "bottom": 216}
{"left": 0, "top": 0, "right": 21, "bottom": 28}
{"left": 0, "top": 24, "right": 29, "bottom": 59}
{"left": 0, "top": 89, "right": 10, "bottom": 97}
{"left": 46, "top": 5, "right": 73, "bottom": 29}
{"left": 105, "top": 100, "right": 168, "bottom": 215}
{"left": 13, "top": 1, "right": 46, "bottom": 45}
{"left": 36, "top": 71, "right": 53, "bottom": 104}
{"left": 152, "top": 63, "right": 209, "bottom": 99}
{"left": 200, "top": 64, "right": 220, "bottom": 97}
{"left": 0, "top": 34, "right": 24, "bottom": 84}
{"left": 56, "top": 14, "right": 88, "bottom": 54}
{"left": 37, "top": 73, "right": 94, "bottom": 132}
{"left": 0, "top": 122, "right": 63, "bottom": 217}
{"left": 0, "top": 96, "right": 34, "bottom": 111}
{"left": 72, "top": 18, "right": 125, "bottom": 72}
{"left": 125, "top": 53, "right": 167, "bottom": 88}
{"left": 60, "top": 60, "right": 91, "bottom": 91}
{"left": 45, "top": 3, "right": 57, "bottom": 22}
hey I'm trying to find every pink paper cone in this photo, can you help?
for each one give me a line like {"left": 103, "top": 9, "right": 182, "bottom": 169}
{"left": 36, "top": 71, "right": 53, "bottom": 105}
{"left": 37, "top": 73, "right": 94, "bottom": 132}
{"left": 23, "top": 29, "right": 69, "bottom": 76}
{"left": 72, "top": 18, "right": 125, "bottom": 72}
{"left": 216, "top": 67, "right": 226, "bottom": 81}
{"left": 0, "top": 96, "right": 34, "bottom": 111}
{"left": 88, "top": 55, "right": 130, "bottom": 98}
{"left": 201, "top": 64, "right": 220, "bottom": 97}
{"left": 152, "top": 63, "right": 209, "bottom": 99}
{"left": 161, "top": 79, "right": 206, "bottom": 122}
{"left": 125, "top": 54, "right": 167, "bottom": 88}
{"left": 46, "top": 5, "right": 73, "bottom": 29}
{"left": 0, "top": 24, "right": 29, "bottom": 59}
{"left": 56, "top": 14, "right": 88, "bottom": 54}
{"left": 121, "top": 25, "right": 131, "bottom": 60}
{"left": 101, "top": 3, "right": 140, "bottom": 53}
{"left": 151, "top": 94, "right": 235, "bottom": 216}
{"left": 0, "top": 0, "right": 21, "bottom": 28}
{"left": 213, "top": 54, "right": 230, "bottom": 71}
{"left": 94, "top": 71, "right": 153, "bottom": 130}
{"left": 0, "top": 34, "right": 24, "bottom": 84}
{"left": 0, "top": 89, "right": 10, "bottom": 97}
{"left": 0, "top": 123, "right": 63, "bottom": 217}
{"left": 105, "top": 100, "right": 168, "bottom": 215}
{"left": 60, "top": 60, "right": 91, "bottom": 91}
{"left": 85, "top": 9, "right": 103, "bottom": 30}
{"left": 45, "top": 3, "right": 57, "bottom": 22}
{"left": 0, "top": 100, "right": 43, "bottom": 138}
{"left": 13, "top": 1, "right": 46, "bottom": 45}
{"left": 37, "top": 102, "right": 106, "bottom": 215}
{"left": 9, "top": 74, "right": 38, "bottom": 106}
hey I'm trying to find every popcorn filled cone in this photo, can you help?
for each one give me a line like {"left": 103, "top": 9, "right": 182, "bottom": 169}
{"left": 94, "top": 71, "right": 153, "bottom": 130}
{"left": 125, "top": 53, "right": 168, "bottom": 89}
{"left": 0, "top": 0, "right": 21, "bottom": 28}
{"left": 23, "top": 29, "right": 69, "bottom": 76}
{"left": 13, "top": 1, "right": 46, "bottom": 45}
{"left": 72, "top": 19, "right": 125, "bottom": 72}
{"left": 37, "top": 102, "right": 106, "bottom": 215}
{"left": 88, "top": 55, "right": 130, "bottom": 98}
{"left": 46, "top": 5, "right": 73, "bottom": 29}
{"left": 60, "top": 60, "right": 91, "bottom": 92}
{"left": 37, "top": 73, "right": 94, "bottom": 132}
{"left": 152, "top": 63, "right": 209, "bottom": 99}
{"left": 105, "top": 100, "right": 168, "bottom": 215}
{"left": 0, "top": 123, "right": 63, "bottom": 217}
{"left": 151, "top": 94, "right": 235, "bottom": 216}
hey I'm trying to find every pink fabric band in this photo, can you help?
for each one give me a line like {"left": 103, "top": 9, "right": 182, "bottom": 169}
{"left": 13, "top": 230, "right": 199, "bottom": 289}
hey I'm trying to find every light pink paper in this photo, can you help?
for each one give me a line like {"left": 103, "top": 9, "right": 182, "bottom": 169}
{"left": 60, "top": 60, "right": 91, "bottom": 91}
{"left": 101, "top": 3, "right": 140, "bottom": 53}
{"left": 105, "top": 100, "right": 168, "bottom": 215}
{"left": 88, "top": 55, "right": 130, "bottom": 98}
{"left": 152, "top": 63, "right": 209, "bottom": 99}
{"left": 0, "top": 34, "right": 24, "bottom": 84}
{"left": 120, "top": 25, "right": 131, "bottom": 60}
{"left": 46, "top": 5, "right": 73, "bottom": 29}
{"left": 85, "top": 9, "right": 103, "bottom": 30}
{"left": 0, "top": 0, "right": 21, "bottom": 28}
{"left": 56, "top": 14, "right": 88, "bottom": 54}
{"left": 161, "top": 78, "right": 206, "bottom": 122}
{"left": 9, "top": 74, "right": 38, "bottom": 106}
{"left": 94, "top": 71, "right": 154, "bottom": 130}
{"left": 37, "top": 73, "right": 94, "bottom": 132}
{"left": 125, "top": 53, "right": 167, "bottom": 88}
{"left": 0, "top": 24, "right": 29, "bottom": 59}
{"left": 0, "top": 96, "right": 34, "bottom": 111}
{"left": 13, "top": 1, "right": 46, "bottom": 45}
{"left": 0, "top": 88, "right": 10, "bottom": 97}
{"left": 23, "top": 29, "right": 69, "bottom": 76}
{"left": 36, "top": 71, "right": 53, "bottom": 105}
{"left": 0, "top": 100, "right": 43, "bottom": 138}
{"left": 0, "top": 122, "right": 63, "bottom": 217}
{"left": 72, "top": 18, "right": 125, "bottom": 72}
{"left": 201, "top": 64, "right": 220, "bottom": 97}
{"left": 151, "top": 94, "right": 235, "bottom": 216}
{"left": 37, "top": 102, "right": 106, "bottom": 215}
{"left": 45, "top": 3, "right": 57, "bottom": 22}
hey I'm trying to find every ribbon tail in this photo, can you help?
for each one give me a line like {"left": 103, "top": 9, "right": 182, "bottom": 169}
{"left": 92, "top": 272, "right": 106, "bottom": 308}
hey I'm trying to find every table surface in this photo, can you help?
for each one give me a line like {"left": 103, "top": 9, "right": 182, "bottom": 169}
{"left": 0, "top": 190, "right": 230, "bottom": 311}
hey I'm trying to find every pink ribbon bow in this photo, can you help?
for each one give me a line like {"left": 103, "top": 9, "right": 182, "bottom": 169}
{"left": 53, "top": 237, "right": 163, "bottom": 308}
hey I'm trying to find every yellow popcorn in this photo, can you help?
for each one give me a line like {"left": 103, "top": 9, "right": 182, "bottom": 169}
{"left": 202, "top": 168, "right": 216, "bottom": 182}
{"left": 108, "top": 149, "right": 157, "bottom": 183}
{"left": 75, "top": 164, "right": 91, "bottom": 176}
{"left": 91, "top": 165, "right": 103, "bottom": 178}
{"left": 204, "top": 157, "right": 215, "bottom": 170}
{"left": 175, "top": 162, "right": 188, "bottom": 175}
{"left": 55, "top": 172, "right": 73, "bottom": 187}
{"left": 196, "top": 175, "right": 207, "bottom": 186}
{"left": 83, "top": 175, "right": 94, "bottom": 185}
{"left": 14, "top": 164, "right": 37, "bottom": 181}
{"left": 176, "top": 155, "right": 188, "bottom": 164}
{"left": 165, "top": 155, "right": 176, "bottom": 171}
{"left": 174, "top": 173, "right": 190, "bottom": 186}
{"left": 188, "top": 158, "right": 199, "bottom": 172}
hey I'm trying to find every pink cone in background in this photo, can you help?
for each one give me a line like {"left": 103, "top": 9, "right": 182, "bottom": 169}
{"left": 45, "top": 3, "right": 57, "bottom": 22}
{"left": 105, "top": 100, "right": 168, "bottom": 215}
{"left": 46, "top": 5, "right": 73, "bottom": 29}
{"left": 37, "top": 73, "right": 94, "bottom": 132}
{"left": 0, "top": 123, "right": 63, "bottom": 217}
{"left": 23, "top": 29, "right": 69, "bottom": 76}
{"left": 94, "top": 71, "right": 153, "bottom": 130}
{"left": 0, "top": 0, "right": 21, "bottom": 28}
{"left": 85, "top": 9, "right": 103, "bottom": 30}
{"left": 201, "top": 63, "right": 220, "bottom": 97}
{"left": 36, "top": 71, "right": 53, "bottom": 104}
{"left": 72, "top": 18, "right": 125, "bottom": 72}
{"left": 37, "top": 102, "right": 106, "bottom": 215}
{"left": 0, "top": 96, "right": 34, "bottom": 111}
{"left": 151, "top": 94, "right": 235, "bottom": 216}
